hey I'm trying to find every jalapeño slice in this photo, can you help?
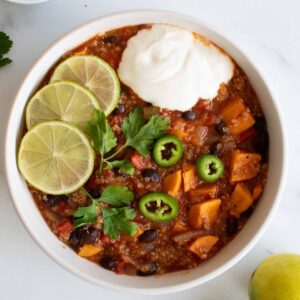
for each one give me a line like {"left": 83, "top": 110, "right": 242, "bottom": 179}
{"left": 139, "top": 192, "right": 179, "bottom": 222}
{"left": 196, "top": 154, "right": 224, "bottom": 182}
{"left": 153, "top": 135, "right": 183, "bottom": 167}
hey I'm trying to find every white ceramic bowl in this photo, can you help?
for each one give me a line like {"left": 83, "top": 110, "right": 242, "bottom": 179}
{"left": 5, "top": 10, "right": 286, "bottom": 294}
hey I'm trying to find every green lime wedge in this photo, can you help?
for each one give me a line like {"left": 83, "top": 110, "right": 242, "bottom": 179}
{"left": 18, "top": 121, "right": 94, "bottom": 195}
{"left": 26, "top": 81, "right": 100, "bottom": 133}
{"left": 50, "top": 55, "right": 120, "bottom": 115}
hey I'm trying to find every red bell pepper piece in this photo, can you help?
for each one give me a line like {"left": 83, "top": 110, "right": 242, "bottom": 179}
{"left": 239, "top": 128, "right": 256, "bottom": 144}
{"left": 57, "top": 220, "right": 73, "bottom": 233}
{"left": 131, "top": 152, "right": 147, "bottom": 170}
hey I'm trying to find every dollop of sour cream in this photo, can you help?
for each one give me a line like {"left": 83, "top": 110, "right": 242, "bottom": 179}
{"left": 118, "top": 24, "right": 234, "bottom": 111}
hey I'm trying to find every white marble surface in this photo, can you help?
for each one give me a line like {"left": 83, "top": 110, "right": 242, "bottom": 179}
{"left": 0, "top": 0, "right": 299, "bottom": 299}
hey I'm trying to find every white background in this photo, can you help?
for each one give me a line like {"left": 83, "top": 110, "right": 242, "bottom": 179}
{"left": 0, "top": 0, "right": 299, "bottom": 299}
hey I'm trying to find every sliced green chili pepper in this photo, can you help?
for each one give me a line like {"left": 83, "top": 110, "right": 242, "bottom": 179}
{"left": 139, "top": 192, "right": 179, "bottom": 222}
{"left": 153, "top": 135, "right": 183, "bottom": 167}
{"left": 196, "top": 154, "right": 224, "bottom": 182}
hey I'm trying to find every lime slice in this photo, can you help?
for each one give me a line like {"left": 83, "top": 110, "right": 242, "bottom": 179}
{"left": 18, "top": 121, "right": 94, "bottom": 195}
{"left": 50, "top": 55, "right": 120, "bottom": 115}
{"left": 26, "top": 81, "right": 100, "bottom": 133}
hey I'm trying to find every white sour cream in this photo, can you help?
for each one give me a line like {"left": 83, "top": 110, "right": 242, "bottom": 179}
{"left": 118, "top": 24, "right": 234, "bottom": 111}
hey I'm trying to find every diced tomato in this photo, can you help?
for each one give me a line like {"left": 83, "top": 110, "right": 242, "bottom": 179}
{"left": 101, "top": 235, "right": 111, "bottom": 244}
{"left": 57, "top": 220, "right": 73, "bottom": 233}
{"left": 102, "top": 169, "right": 112, "bottom": 178}
{"left": 239, "top": 128, "right": 256, "bottom": 144}
{"left": 131, "top": 152, "right": 147, "bottom": 170}
{"left": 115, "top": 261, "right": 126, "bottom": 275}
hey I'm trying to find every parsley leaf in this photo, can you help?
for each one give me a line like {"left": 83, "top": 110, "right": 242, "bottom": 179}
{"left": 101, "top": 207, "right": 138, "bottom": 240}
{"left": 88, "top": 109, "right": 117, "bottom": 156}
{"left": 122, "top": 107, "right": 170, "bottom": 156}
{"left": 121, "top": 106, "right": 145, "bottom": 141}
{"left": 73, "top": 199, "right": 98, "bottom": 228}
{"left": 73, "top": 186, "right": 138, "bottom": 239}
{"left": 106, "top": 159, "right": 134, "bottom": 175}
{"left": 100, "top": 185, "right": 134, "bottom": 206}
{"left": 0, "top": 32, "right": 13, "bottom": 68}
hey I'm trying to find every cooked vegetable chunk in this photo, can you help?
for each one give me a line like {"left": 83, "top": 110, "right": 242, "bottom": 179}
{"left": 220, "top": 96, "right": 255, "bottom": 134}
{"left": 188, "top": 235, "right": 219, "bottom": 258}
{"left": 182, "top": 163, "right": 197, "bottom": 192}
{"left": 230, "top": 150, "right": 261, "bottom": 182}
{"left": 78, "top": 244, "right": 102, "bottom": 257}
{"left": 162, "top": 170, "right": 182, "bottom": 197}
{"left": 189, "top": 183, "right": 218, "bottom": 201}
{"left": 253, "top": 183, "right": 263, "bottom": 200}
{"left": 229, "top": 183, "right": 253, "bottom": 216}
{"left": 188, "top": 198, "right": 221, "bottom": 229}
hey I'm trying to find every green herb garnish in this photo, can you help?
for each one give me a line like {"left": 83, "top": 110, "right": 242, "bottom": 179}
{"left": 88, "top": 106, "right": 170, "bottom": 173}
{"left": 0, "top": 31, "right": 13, "bottom": 67}
{"left": 73, "top": 185, "right": 138, "bottom": 239}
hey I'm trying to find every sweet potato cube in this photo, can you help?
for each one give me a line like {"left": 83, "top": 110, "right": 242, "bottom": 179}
{"left": 172, "top": 219, "right": 188, "bottom": 233}
{"left": 188, "top": 199, "right": 221, "bottom": 230}
{"left": 162, "top": 170, "right": 182, "bottom": 197}
{"left": 230, "top": 183, "right": 253, "bottom": 216}
{"left": 182, "top": 163, "right": 197, "bottom": 192}
{"left": 188, "top": 235, "right": 219, "bottom": 258}
{"left": 78, "top": 244, "right": 102, "bottom": 257}
{"left": 253, "top": 183, "right": 263, "bottom": 200}
{"left": 220, "top": 97, "right": 255, "bottom": 134}
{"left": 220, "top": 97, "right": 246, "bottom": 123}
{"left": 228, "top": 110, "right": 255, "bottom": 135}
{"left": 230, "top": 150, "right": 261, "bottom": 182}
{"left": 189, "top": 183, "right": 218, "bottom": 201}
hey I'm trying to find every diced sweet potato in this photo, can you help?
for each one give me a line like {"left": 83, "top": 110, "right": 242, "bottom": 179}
{"left": 230, "top": 150, "right": 261, "bottom": 182}
{"left": 188, "top": 235, "right": 219, "bottom": 258}
{"left": 182, "top": 163, "right": 197, "bottom": 192}
{"left": 189, "top": 183, "right": 218, "bottom": 201}
{"left": 253, "top": 183, "right": 263, "bottom": 200}
{"left": 169, "top": 128, "right": 188, "bottom": 140}
{"left": 228, "top": 110, "right": 255, "bottom": 134}
{"left": 188, "top": 199, "right": 221, "bottom": 230}
{"left": 230, "top": 183, "right": 253, "bottom": 216}
{"left": 221, "top": 97, "right": 246, "bottom": 123}
{"left": 172, "top": 218, "right": 188, "bottom": 233}
{"left": 220, "top": 96, "right": 255, "bottom": 134}
{"left": 78, "top": 244, "right": 102, "bottom": 257}
{"left": 162, "top": 170, "right": 182, "bottom": 197}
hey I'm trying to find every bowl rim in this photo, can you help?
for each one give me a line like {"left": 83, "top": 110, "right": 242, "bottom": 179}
{"left": 4, "top": 9, "right": 287, "bottom": 294}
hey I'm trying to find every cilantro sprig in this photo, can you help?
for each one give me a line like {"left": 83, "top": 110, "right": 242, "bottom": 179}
{"left": 0, "top": 32, "right": 13, "bottom": 67}
{"left": 73, "top": 185, "right": 138, "bottom": 239}
{"left": 88, "top": 106, "right": 170, "bottom": 173}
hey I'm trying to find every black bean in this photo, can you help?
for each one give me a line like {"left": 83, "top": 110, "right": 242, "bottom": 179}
{"left": 44, "top": 194, "right": 68, "bottom": 207}
{"left": 141, "top": 168, "right": 161, "bottom": 183}
{"left": 254, "top": 117, "right": 267, "bottom": 130}
{"left": 138, "top": 229, "right": 158, "bottom": 243}
{"left": 210, "top": 141, "right": 223, "bottom": 156}
{"left": 137, "top": 263, "right": 157, "bottom": 276}
{"left": 103, "top": 35, "right": 118, "bottom": 44}
{"left": 182, "top": 110, "right": 196, "bottom": 121}
{"left": 226, "top": 216, "right": 239, "bottom": 236}
{"left": 253, "top": 131, "right": 269, "bottom": 162}
{"left": 215, "top": 120, "right": 229, "bottom": 135}
{"left": 113, "top": 103, "right": 126, "bottom": 115}
{"left": 82, "top": 227, "right": 100, "bottom": 244}
{"left": 100, "top": 256, "right": 117, "bottom": 271}
{"left": 68, "top": 229, "right": 83, "bottom": 249}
